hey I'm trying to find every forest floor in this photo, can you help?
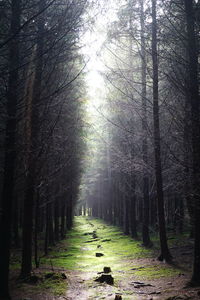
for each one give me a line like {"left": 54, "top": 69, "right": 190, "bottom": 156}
{"left": 10, "top": 216, "right": 200, "bottom": 300}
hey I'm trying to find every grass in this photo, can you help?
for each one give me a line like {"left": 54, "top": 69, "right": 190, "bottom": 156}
{"left": 10, "top": 216, "right": 184, "bottom": 299}
{"left": 11, "top": 272, "right": 67, "bottom": 297}
{"left": 40, "top": 216, "right": 181, "bottom": 280}
{"left": 133, "top": 264, "right": 180, "bottom": 278}
{"left": 38, "top": 273, "right": 67, "bottom": 295}
{"left": 41, "top": 217, "right": 152, "bottom": 272}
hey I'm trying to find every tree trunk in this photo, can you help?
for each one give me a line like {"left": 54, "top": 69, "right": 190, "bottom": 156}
{"left": 183, "top": 91, "right": 194, "bottom": 237}
{"left": 34, "top": 189, "right": 40, "bottom": 268}
{"left": 184, "top": 0, "right": 200, "bottom": 285}
{"left": 13, "top": 195, "right": 20, "bottom": 248}
{"left": 66, "top": 196, "right": 73, "bottom": 230}
{"left": 49, "top": 202, "right": 54, "bottom": 246}
{"left": 20, "top": 1, "right": 45, "bottom": 278}
{"left": 124, "top": 196, "right": 130, "bottom": 235}
{"left": 130, "top": 175, "right": 137, "bottom": 238}
{"left": 54, "top": 197, "right": 60, "bottom": 241}
{"left": 61, "top": 198, "right": 66, "bottom": 239}
{"left": 151, "top": 0, "right": 171, "bottom": 262}
{"left": 0, "top": 0, "right": 21, "bottom": 298}
{"left": 44, "top": 203, "right": 49, "bottom": 256}
{"left": 140, "top": 0, "right": 151, "bottom": 247}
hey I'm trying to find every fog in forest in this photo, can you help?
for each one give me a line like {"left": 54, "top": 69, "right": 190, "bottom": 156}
{"left": 0, "top": 1, "right": 200, "bottom": 299}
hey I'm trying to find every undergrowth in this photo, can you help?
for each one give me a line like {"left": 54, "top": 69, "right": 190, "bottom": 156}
{"left": 41, "top": 216, "right": 181, "bottom": 280}
{"left": 10, "top": 216, "right": 186, "bottom": 298}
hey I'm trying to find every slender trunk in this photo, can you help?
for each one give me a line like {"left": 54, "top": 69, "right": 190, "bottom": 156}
{"left": 98, "top": 178, "right": 102, "bottom": 218}
{"left": 119, "top": 178, "right": 124, "bottom": 228}
{"left": 130, "top": 175, "right": 137, "bottom": 238}
{"left": 54, "top": 197, "right": 60, "bottom": 241}
{"left": 140, "top": 0, "right": 151, "bottom": 247}
{"left": 183, "top": 101, "right": 194, "bottom": 237}
{"left": 150, "top": 186, "right": 157, "bottom": 227}
{"left": 184, "top": 0, "right": 200, "bottom": 285}
{"left": 34, "top": 189, "right": 40, "bottom": 268}
{"left": 13, "top": 195, "right": 20, "bottom": 248}
{"left": 44, "top": 203, "right": 49, "bottom": 256}
{"left": 107, "top": 140, "right": 113, "bottom": 223}
{"left": 61, "top": 199, "right": 66, "bottom": 239}
{"left": 20, "top": 2, "right": 45, "bottom": 278}
{"left": 178, "top": 196, "right": 184, "bottom": 234}
{"left": 49, "top": 202, "right": 54, "bottom": 245}
{"left": 0, "top": 1, "right": 21, "bottom": 298}
{"left": 112, "top": 181, "right": 117, "bottom": 225}
{"left": 116, "top": 181, "right": 121, "bottom": 226}
{"left": 66, "top": 197, "right": 73, "bottom": 230}
{"left": 124, "top": 195, "right": 130, "bottom": 235}
{"left": 151, "top": 0, "right": 171, "bottom": 262}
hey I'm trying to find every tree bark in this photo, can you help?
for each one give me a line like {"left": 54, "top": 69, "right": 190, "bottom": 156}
{"left": 44, "top": 203, "right": 50, "bottom": 256}
{"left": 151, "top": 0, "right": 172, "bottom": 262}
{"left": 61, "top": 198, "right": 66, "bottom": 239}
{"left": 13, "top": 195, "right": 20, "bottom": 248}
{"left": 140, "top": 0, "right": 152, "bottom": 247}
{"left": 183, "top": 97, "right": 194, "bottom": 236}
{"left": 34, "top": 189, "right": 40, "bottom": 268}
{"left": 184, "top": 0, "right": 200, "bottom": 285}
{"left": 0, "top": 0, "right": 21, "bottom": 298}
{"left": 20, "top": 1, "right": 45, "bottom": 278}
{"left": 130, "top": 175, "right": 137, "bottom": 238}
{"left": 54, "top": 196, "right": 60, "bottom": 241}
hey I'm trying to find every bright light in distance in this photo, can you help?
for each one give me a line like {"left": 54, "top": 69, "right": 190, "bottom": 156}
{"left": 81, "top": 1, "right": 118, "bottom": 121}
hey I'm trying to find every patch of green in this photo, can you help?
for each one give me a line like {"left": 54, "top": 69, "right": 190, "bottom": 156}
{"left": 40, "top": 216, "right": 153, "bottom": 274}
{"left": 41, "top": 217, "right": 180, "bottom": 286}
{"left": 167, "top": 232, "right": 191, "bottom": 248}
{"left": 10, "top": 262, "right": 21, "bottom": 270}
{"left": 10, "top": 217, "right": 183, "bottom": 298}
{"left": 133, "top": 264, "right": 180, "bottom": 279}
{"left": 10, "top": 251, "right": 21, "bottom": 271}
{"left": 37, "top": 272, "right": 67, "bottom": 296}
{"left": 12, "top": 272, "right": 67, "bottom": 297}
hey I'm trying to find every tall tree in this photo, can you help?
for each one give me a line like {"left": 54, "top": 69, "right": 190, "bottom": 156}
{"left": 184, "top": 0, "right": 200, "bottom": 285}
{"left": 151, "top": 0, "right": 171, "bottom": 261}
{"left": 140, "top": 0, "right": 152, "bottom": 247}
{"left": 20, "top": 0, "right": 45, "bottom": 278}
{"left": 0, "top": 0, "right": 21, "bottom": 298}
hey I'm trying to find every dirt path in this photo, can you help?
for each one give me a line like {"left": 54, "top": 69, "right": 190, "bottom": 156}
{"left": 63, "top": 217, "right": 200, "bottom": 300}
{"left": 11, "top": 217, "right": 200, "bottom": 300}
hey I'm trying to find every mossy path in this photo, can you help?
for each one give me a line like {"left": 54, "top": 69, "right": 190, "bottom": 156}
{"left": 11, "top": 216, "right": 200, "bottom": 299}
{"left": 39, "top": 216, "right": 197, "bottom": 300}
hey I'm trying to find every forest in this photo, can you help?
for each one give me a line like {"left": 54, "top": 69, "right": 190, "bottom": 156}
{"left": 0, "top": 0, "right": 199, "bottom": 299}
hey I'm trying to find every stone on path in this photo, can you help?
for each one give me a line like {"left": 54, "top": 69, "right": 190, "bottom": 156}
{"left": 95, "top": 252, "right": 104, "bottom": 257}
{"left": 94, "top": 274, "right": 114, "bottom": 285}
{"left": 103, "top": 266, "right": 111, "bottom": 273}
{"left": 115, "top": 295, "right": 122, "bottom": 300}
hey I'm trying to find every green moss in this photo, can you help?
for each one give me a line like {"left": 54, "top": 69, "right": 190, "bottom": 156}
{"left": 10, "top": 262, "right": 21, "bottom": 270}
{"left": 41, "top": 216, "right": 153, "bottom": 274}
{"left": 38, "top": 273, "right": 67, "bottom": 296}
{"left": 133, "top": 264, "right": 180, "bottom": 279}
{"left": 10, "top": 216, "right": 182, "bottom": 298}
{"left": 41, "top": 217, "right": 177, "bottom": 278}
{"left": 10, "top": 272, "right": 67, "bottom": 297}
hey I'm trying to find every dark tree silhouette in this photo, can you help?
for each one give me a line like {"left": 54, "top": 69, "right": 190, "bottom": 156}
{"left": 151, "top": 0, "right": 172, "bottom": 262}
{"left": 184, "top": 0, "right": 200, "bottom": 285}
{"left": 0, "top": 0, "right": 21, "bottom": 298}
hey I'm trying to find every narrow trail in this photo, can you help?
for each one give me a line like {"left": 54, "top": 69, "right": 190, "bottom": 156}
{"left": 11, "top": 216, "right": 200, "bottom": 300}
{"left": 62, "top": 217, "right": 199, "bottom": 300}
{"left": 65, "top": 218, "right": 123, "bottom": 300}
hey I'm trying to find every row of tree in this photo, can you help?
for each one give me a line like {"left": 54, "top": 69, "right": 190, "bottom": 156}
{"left": 80, "top": 0, "right": 200, "bottom": 285}
{"left": 0, "top": 0, "right": 88, "bottom": 299}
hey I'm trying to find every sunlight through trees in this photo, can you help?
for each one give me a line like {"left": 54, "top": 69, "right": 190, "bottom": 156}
{"left": 0, "top": 0, "right": 199, "bottom": 299}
